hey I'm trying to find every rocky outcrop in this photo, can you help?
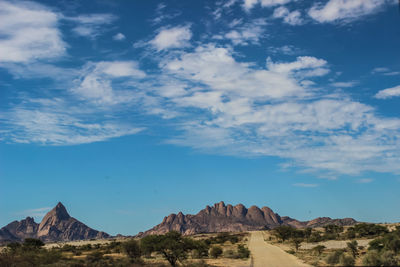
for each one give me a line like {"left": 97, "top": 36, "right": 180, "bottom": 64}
{"left": 142, "top": 201, "right": 358, "bottom": 236}
{"left": 0, "top": 202, "right": 109, "bottom": 244}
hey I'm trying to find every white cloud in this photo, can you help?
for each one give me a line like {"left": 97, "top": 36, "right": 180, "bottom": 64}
{"left": 372, "top": 67, "right": 390, "bottom": 73}
{"left": 0, "top": 0, "right": 66, "bottom": 63}
{"left": 309, "top": 0, "right": 393, "bottom": 23}
{"left": 273, "top": 7, "right": 303, "bottom": 25}
{"left": 96, "top": 61, "right": 146, "bottom": 78}
{"left": 153, "top": 45, "right": 400, "bottom": 175}
{"left": 16, "top": 207, "right": 52, "bottom": 218}
{"left": 268, "top": 45, "right": 301, "bottom": 55}
{"left": 72, "top": 61, "right": 145, "bottom": 105}
{"left": 375, "top": 85, "right": 400, "bottom": 99}
{"left": 243, "top": 0, "right": 293, "bottom": 10}
{"left": 372, "top": 67, "right": 400, "bottom": 76}
{"left": 293, "top": 183, "right": 319, "bottom": 187}
{"left": 266, "top": 56, "right": 328, "bottom": 76}
{"left": 224, "top": 19, "right": 267, "bottom": 45}
{"left": 331, "top": 81, "right": 357, "bottom": 88}
{"left": 66, "top": 14, "right": 117, "bottom": 38}
{"left": 2, "top": 99, "right": 144, "bottom": 145}
{"left": 150, "top": 25, "right": 192, "bottom": 51}
{"left": 164, "top": 45, "right": 314, "bottom": 100}
{"left": 113, "top": 32, "right": 126, "bottom": 41}
{"left": 356, "top": 178, "right": 373, "bottom": 183}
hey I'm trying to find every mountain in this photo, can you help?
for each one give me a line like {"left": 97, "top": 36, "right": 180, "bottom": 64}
{"left": 141, "top": 201, "right": 357, "bottom": 236}
{"left": 0, "top": 202, "right": 109, "bottom": 244}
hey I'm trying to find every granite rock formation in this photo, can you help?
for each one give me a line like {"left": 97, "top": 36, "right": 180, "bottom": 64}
{"left": 142, "top": 201, "right": 357, "bottom": 236}
{"left": 0, "top": 202, "right": 109, "bottom": 243}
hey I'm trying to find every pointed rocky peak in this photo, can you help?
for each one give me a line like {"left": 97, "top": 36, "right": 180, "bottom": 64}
{"left": 23, "top": 217, "right": 36, "bottom": 223}
{"left": 46, "top": 202, "right": 70, "bottom": 221}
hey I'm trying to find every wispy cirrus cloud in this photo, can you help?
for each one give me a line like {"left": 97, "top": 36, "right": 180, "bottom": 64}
{"left": 308, "top": 0, "right": 394, "bottom": 23}
{"left": 221, "top": 18, "right": 267, "bottom": 45}
{"left": 2, "top": 99, "right": 144, "bottom": 145}
{"left": 243, "top": 0, "right": 294, "bottom": 11}
{"left": 293, "top": 183, "right": 319, "bottom": 188}
{"left": 356, "top": 178, "right": 373, "bottom": 183}
{"left": 65, "top": 13, "right": 117, "bottom": 39}
{"left": 15, "top": 207, "right": 52, "bottom": 218}
{"left": 375, "top": 85, "right": 400, "bottom": 99}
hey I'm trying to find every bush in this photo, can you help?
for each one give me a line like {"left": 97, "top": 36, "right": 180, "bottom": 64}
{"left": 192, "top": 241, "right": 209, "bottom": 259}
{"left": 347, "top": 240, "right": 358, "bottom": 258}
{"left": 325, "top": 250, "right": 344, "bottom": 265}
{"left": 380, "top": 251, "right": 399, "bottom": 266}
{"left": 223, "top": 249, "right": 236, "bottom": 258}
{"left": 86, "top": 251, "right": 103, "bottom": 263}
{"left": 309, "top": 231, "right": 323, "bottom": 243}
{"left": 339, "top": 254, "right": 355, "bottom": 266}
{"left": 354, "top": 223, "right": 388, "bottom": 237}
{"left": 122, "top": 239, "right": 141, "bottom": 261}
{"left": 237, "top": 244, "right": 250, "bottom": 259}
{"left": 23, "top": 238, "right": 44, "bottom": 249}
{"left": 210, "top": 246, "right": 223, "bottom": 258}
{"left": 362, "top": 250, "right": 381, "bottom": 266}
{"left": 312, "top": 245, "right": 325, "bottom": 256}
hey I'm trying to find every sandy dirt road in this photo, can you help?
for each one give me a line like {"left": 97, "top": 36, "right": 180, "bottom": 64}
{"left": 248, "top": 231, "right": 310, "bottom": 267}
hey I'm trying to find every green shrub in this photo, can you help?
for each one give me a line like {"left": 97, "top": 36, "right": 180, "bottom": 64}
{"left": 339, "top": 254, "right": 355, "bottom": 266}
{"left": 237, "top": 244, "right": 250, "bottom": 258}
{"left": 223, "top": 249, "right": 236, "bottom": 258}
{"left": 312, "top": 245, "right": 325, "bottom": 256}
{"left": 346, "top": 240, "right": 358, "bottom": 258}
{"left": 210, "top": 246, "right": 223, "bottom": 258}
{"left": 325, "top": 250, "right": 344, "bottom": 265}
{"left": 362, "top": 250, "right": 381, "bottom": 266}
{"left": 122, "top": 239, "right": 141, "bottom": 260}
{"left": 86, "top": 251, "right": 103, "bottom": 263}
{"left": 380, "top": 251, "right": 399, "bottom": 266}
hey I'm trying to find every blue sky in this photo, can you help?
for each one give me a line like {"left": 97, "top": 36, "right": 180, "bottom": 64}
{"left": 0, "top": 0, "right": 400, "bottom": 235}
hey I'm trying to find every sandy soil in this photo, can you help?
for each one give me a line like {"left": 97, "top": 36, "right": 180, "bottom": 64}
{"left": 300, "top": 239, "right": 373, "bottom": 250}
{"left": 44, "top": 238, "right": 118, "bottom": 249}
{"left": 248, "top": 231, "right": 310, "bottom": 267}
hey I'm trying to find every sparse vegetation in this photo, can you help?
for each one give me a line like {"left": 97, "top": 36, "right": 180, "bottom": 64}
{"left": 266, "top": 223, "right": 400, "bottom": 266}
{"left": 209, "top": 245, "right": 223, "bottom": 258}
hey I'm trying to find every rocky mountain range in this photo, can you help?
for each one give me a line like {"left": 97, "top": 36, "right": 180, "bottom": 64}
{"left": 0, "top": 202, "right": 109, "bottom": 244}
{"left": 141, "top": 201, "right": 357, "bottom": 236}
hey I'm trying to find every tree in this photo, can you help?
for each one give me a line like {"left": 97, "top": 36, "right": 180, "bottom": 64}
{"left": 312, "top": 245, "right": 325, "bottom": 256}
{"left": 210, "top": 246, "right": 223, "bottom": 258}
{"left": 122, "top": 239, "right": 141, "bottom": 261}
{"left": 304, "top": 228, "right": 312, "bottom": 241}
{"left": 273, "top": 225, "right": 294, "bottom": 242}
{"left": 140, "top": 231, "right": 197, "bottom": 267}
{"left": 347, "top": 240, "right": 358, "bottom": 258}
{"left": 323, "top": 224, "right": 343, "bottom": 234}
{"left": 23, "top": 238, "right": 44, "bottom": 250}
{"left": 291, "top": 238, "right": 302, "bottom": 252}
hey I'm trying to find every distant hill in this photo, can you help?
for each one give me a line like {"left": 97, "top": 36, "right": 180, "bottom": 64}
{"left": 0, "top": 202, "right": 109, "bottom": 244}
{"left": 140, "top": 201, "right": 357, "bottom": 236}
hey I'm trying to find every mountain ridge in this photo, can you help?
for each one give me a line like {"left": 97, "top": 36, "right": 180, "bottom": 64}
{"left": 140, "top": 201, "right": 357, "bottom": 236}
{"left": 0, "top": 202, "right": 109, "bottom": 244}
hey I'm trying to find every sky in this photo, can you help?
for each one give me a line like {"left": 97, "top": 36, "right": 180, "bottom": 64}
{"left": 0, "top": 0, "right": 400, "bottom": 236}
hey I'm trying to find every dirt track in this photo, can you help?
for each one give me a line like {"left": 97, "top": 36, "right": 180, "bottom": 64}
{"left": 248, "top": 231, "right": 310, "bottom": 267}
